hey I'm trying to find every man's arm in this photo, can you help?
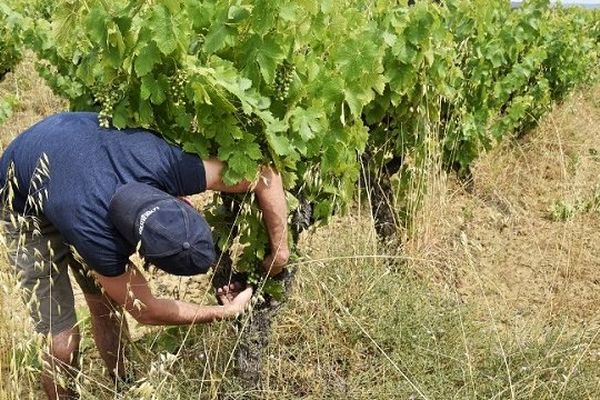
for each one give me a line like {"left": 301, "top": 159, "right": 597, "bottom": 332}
{"left": 94, "top": 264, "right": 253, "bottom": 325}
{"left": 203, "top": 158, "right": 290, "bottom": 276}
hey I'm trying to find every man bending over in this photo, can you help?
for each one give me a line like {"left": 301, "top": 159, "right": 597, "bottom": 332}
{"left": 0, "top": 112, "right": 289, "bottom": 399}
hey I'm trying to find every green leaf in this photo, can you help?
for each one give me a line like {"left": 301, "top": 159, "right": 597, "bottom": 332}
{"left": 85, "top": 6, "right": 108, "bottom": 45}
{"left": 162, "top": 0, "right": 181, "bottom": 14}
{"left": 112, "top": 99, "right": 130, "bottom": 129}
{"left": 204, "top": 25, "right": 232, "bottom": 54}
{"left": 383, "top": 31, "right": 397, "bottom": 47}
{"left": 291, "top": 107, "right": 322, "bottom": 141}
{"left": 150, "top": 5, "right": 179, "bottom": 56}
{"left": 320, "top": 0, "right": 333, "bottom": 13}
{"left": 228, "top": 152, "right": 256, "bottom": 177}
{"left": 344, "top": 88, "right": 363, "bottom": 118}
{"left": 279, "top": 3, "right": 300, "bottom": 22}
{"left": 241, "top": 139, "right": 263, "bottom": 160}
{"left": 267, "top": 132, "right": 292, "bottom": 156}
{"left": 151, "top": 75, "right": 169, "bottom": 105}
{"left": 262, "top": 279, "right": 285, "bottom": 301}
{"left": 255, "top": 36, "right": 284, "bottom": 83}
{"left": 182, "top": 140, "right": 209, "bottom": 158}
{"left": 135, "top": 42, "right": 160, "bottom": 77}
{"left": 227, "top": 5, "right": 251, "bottom": 23}
{"left": 138, "top": 99, "right": 153, "bottom": 127}
{"left": 140, "top": 75, "right": 154, "bottom": 100}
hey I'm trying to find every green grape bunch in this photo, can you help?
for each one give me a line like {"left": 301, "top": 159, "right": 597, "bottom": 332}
{"left": 272, "top": 60, "right": 295, "bottom": 101}
{"left": 171, "top": 70, "right": 188, "bottom": 107}
{"left": 95, "top": 89, "right": 119, "bottom": 129}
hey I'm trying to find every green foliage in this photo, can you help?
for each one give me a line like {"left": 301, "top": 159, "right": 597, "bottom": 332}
{"left": 0, "top": 96, "right": 16, "bottom": 125}
{"left": 365, "top": 0, "right": 599, "bottom": 178}
{"left": 0, "top": 3, "right": 24, "bottom": 126}
{"left": 361, "top": 0, "right": 599, "bottom": 227}
{"left": 8, "top": 0, "right": 600, "bottom": 293}
{"left": 16, "top": 0, "right": 382, "bottom": 295}
{"left": 0, "top": 4, "right": 22, "bottom": 82}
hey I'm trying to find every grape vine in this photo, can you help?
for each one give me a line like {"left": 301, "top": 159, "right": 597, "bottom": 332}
{"left": 4, "top": 0, "right": 598, "bottom": 294}
{"left": 363, "top": 0, "right": 599, "bottom": 233}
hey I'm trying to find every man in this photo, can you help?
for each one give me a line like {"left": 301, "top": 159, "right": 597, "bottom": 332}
{"left": 0, "top": 112, "right": 289, "bottom": 399}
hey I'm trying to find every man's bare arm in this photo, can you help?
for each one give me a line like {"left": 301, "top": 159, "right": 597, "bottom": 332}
{"left": 94, "top": 264, "right": 252, "bottom": 325}
{"left": 203, "top": 158, "right": 289, "bottom": 276}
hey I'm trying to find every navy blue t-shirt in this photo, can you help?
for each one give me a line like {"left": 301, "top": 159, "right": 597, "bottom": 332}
{"left": 0, "top": 112, "right": 207, "bottom": 276}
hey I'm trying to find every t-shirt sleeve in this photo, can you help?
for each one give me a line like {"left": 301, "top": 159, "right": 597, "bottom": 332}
{"left": 164, "top": 146, "right": 206, "bottom": 196}
{"left": 75, "top": 234, "right": 132, "bottom": 277}
{"left": 61, "top": 219, "right": 133, "bottom": 277}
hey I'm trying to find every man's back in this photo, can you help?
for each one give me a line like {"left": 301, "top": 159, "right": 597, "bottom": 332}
{"left": 0, "top": 112, "right": 206, "bottom": 275}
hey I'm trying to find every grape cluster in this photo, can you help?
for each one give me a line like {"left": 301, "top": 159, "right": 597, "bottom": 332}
{"left": 191, "top": 116, "right": 199, "bottom": 134}
{"left": 273, "top": 61, "right": 295, "bottom": 101}
{"left": 95, "top": 89, "right": 119, "bottom": 129}
{"left": 171, "top": 70, "right": 188, "bottom": 107}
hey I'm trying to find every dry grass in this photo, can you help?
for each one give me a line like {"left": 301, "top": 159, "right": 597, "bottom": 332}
{"left": 405, "top": 85, "right": 600, "bottom": 328}
{"left": 0, "top": 54, "right": 66, "bottom": 400}
{"left": 0, "top": 54, "right": 66, "bottom": 147}
{"left": 2, "top": 58, "right": 600, "bottom": 399}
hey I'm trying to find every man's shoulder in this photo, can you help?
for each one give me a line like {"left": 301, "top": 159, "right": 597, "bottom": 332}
{"left": 36, "top": 111, "right": 99, "bottom": 128}
{"left": 34, "top": 112, "right": 168, "bottom": 146}
{"left": 14, "top": 112, "right": 101, "bottom": 143}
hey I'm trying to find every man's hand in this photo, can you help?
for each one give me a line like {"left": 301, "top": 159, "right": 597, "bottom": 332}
{"left": 217, "top": 283, "right": 253, "bottom": 318}
{"left": 94, "top": 264, "right": 252, "bottom": 325}
{"left": 263, "top": 250, "right": 289, "bottom": 277}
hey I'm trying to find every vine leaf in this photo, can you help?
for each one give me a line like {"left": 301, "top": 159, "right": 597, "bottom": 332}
{"left": 135, "top": 42, "right": 160, "bottom": 77}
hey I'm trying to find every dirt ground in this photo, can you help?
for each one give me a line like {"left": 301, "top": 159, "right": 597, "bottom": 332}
{"left": 0, "top": 58, "right": 66, "bottom": 145}
{"left": 406, "top": 85, "right": 600, "bottom": 328}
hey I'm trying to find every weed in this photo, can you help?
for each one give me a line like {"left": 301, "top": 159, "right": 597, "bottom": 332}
{"left": 549, "top": 199, "right": 581, "bottom": 221}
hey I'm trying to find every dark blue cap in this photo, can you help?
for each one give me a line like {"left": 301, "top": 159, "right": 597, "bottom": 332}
{"left": 108, "top": 182, "right": 215, "bottom": 276}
